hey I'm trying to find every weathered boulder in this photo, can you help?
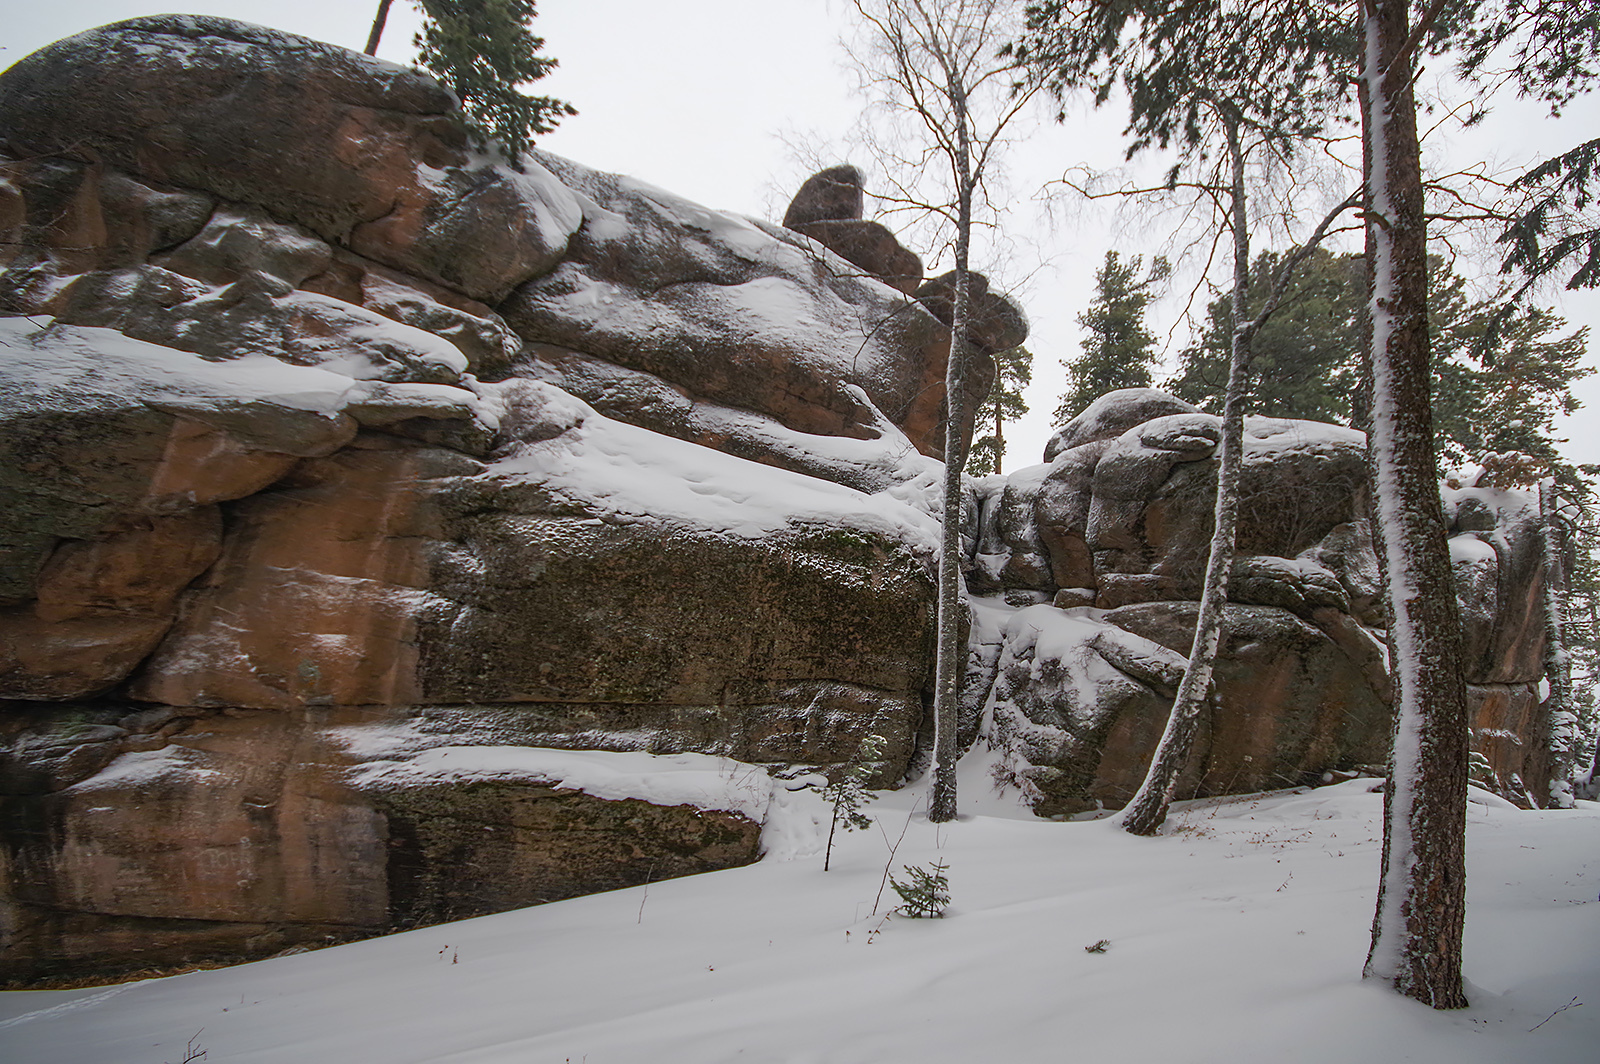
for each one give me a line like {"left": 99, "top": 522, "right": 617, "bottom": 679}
{"left": 782, "top": 164, "right": 866, "bottom": 227}
{"left": 116, "top": 412, "right": 937, "bottom": 767}
{"left": 502, "top": 151, "right": 982, "bottom": 460}
{"left": 0, "top": 19, "right": 982, "bottom": 465}
{"left": 780, "top": 166, "right": 924, "bottom": 294}
{"left": 0, "top": 154, "right": 521, "bottom": 387}
{"left": 1077, "top": 413, "right": 1375, "bottom": 615}
{"left": 0, "top": 15, "right": 583, "bottom": 305}
{"left": 1444, "top": 483, "right": 1553, "bottom": 799}
{"left": 981, "top": 601, "right": 1391, "bottom": 817}
{"left": 0, "top": 711, "right": 769, "bottom": 982}
{"left": 1045, "top": 388, "right": 1200, "bottom": 462}
{"left": 969, "top": 463, "right": 1055, "bottom": 593}
{"left": 0, "top": 324, "right": 936, "bottom": 981}
{"left": 913, "top": 270, "right": 1030, "bottom": 357}
{"left": 1445, "top": 485, "right": 1548, "bottom": 684}
{"left": 790, "top": 219, "right": 925, "bottom": 294}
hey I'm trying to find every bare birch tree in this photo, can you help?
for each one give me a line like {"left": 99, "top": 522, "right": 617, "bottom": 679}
{"left": 849, "top": 0, "right": 1042, "bottom": 822}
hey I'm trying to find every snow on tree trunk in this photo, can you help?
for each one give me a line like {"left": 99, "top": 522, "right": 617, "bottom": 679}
{"left": 1119, "top": 111, "right": 1251, "bottom": 837}
{"left": 929, "top": 94, "right": 976, "bottom": 826}
{"left": 1359, "top": 0, "right": 1470, "bottom": 1011}
{"left": 1539, "top": 478, "right": 1578, "bottom": 809}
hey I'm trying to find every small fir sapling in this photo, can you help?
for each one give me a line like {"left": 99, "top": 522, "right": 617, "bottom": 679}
{"left": 823, "top": 734, "right": 887, "bottom": 871}
{"left": 890, "top": 859, "right": 950, "bottom": 918}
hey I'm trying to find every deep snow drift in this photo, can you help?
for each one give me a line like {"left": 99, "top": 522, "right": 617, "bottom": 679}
{"left": 1, "top": 762, "right": 1594, "bottom": 1064}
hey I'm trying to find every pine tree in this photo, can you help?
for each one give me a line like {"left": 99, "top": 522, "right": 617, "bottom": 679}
{"left": 368, "top": 0, "right": 576, "bottom": 165}
{"left": 890, "top": 860, "right": 950, "bottom": 917}
{"left": 966, "top": 344, "right": 1033, "bottom": 476}
{"left": 1357, "top": 0, "right": 1471, "bottom": 1011}
{"left": 1169, "top": 248, "right": 1365, "bottom": 423}
{"left": 1433, "top": 302, "right": 1591, "bottom": 477}
{"left": 1460, "top": 3, "right": 1600, "bottom": 309}
{"left": 1171, "top": 250, "right": 1592, "bottom": 472}
{"left": 1055, "top": 252, "right": 1166, "bottom": 424}
{"left": 1495, "top": 138, "right": 1600, "bottom": 309}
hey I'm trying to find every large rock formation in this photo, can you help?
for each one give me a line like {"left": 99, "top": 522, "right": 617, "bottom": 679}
{"left": 971, "top": 389, "right": 1556, "bottom": 816}
{"left": 0, "top": 16, "right": 1002, "bottom": 982}
{"left": 0, "top": 17, "right": 1554, "bottom": 984}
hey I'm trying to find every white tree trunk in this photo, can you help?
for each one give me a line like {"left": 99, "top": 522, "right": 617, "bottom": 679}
{"left": 1118, "top": 110, "right": 1251, "bottom": 836}
{"left": 1539, "top": 478, "right": 1577, "bottom": 809}
{"left": 928, "top": 88, "right": 976, "bottom": 825}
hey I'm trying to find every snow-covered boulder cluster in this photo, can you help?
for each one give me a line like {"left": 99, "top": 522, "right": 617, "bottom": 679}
{"left": 0, "top": 16, "right": 1024, "bottom": 982}
{"left": 968, "top": 389, "right": 1557, "bottom": 816}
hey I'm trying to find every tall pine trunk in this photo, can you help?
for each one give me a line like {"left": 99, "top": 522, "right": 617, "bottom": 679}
{"left": 1359, "top": 0, "right": 1470, "bottom": 1010}
{"left": 364, "top": 0, "right": 395, "bottom": 56}
{"left": 1118, "top": 110, "right": 1251, "bottom": 836}
{"left": 994, "top": 398, "right": 1004, "bottom": 476}
{"left": 928, "top": 85, "right": 975, "bottom": 825}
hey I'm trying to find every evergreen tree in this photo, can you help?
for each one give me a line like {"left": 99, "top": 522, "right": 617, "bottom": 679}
{"left": 1169, "top": 248, "right": 1364, "bottom": 423}
{"left": 1460, "top": 3, "right": 1600, "bottom": 311}
{"left": 1172, "top": 250, "right": 1592, "bottom": 486}
{"left": 1433, "top": 302, "right": 1591, "bottom": 478}
{"left": 1495, "top": 138, "right": 1600, "bottom": 310}
{"left": 1356, "top": 0, "right": 1472, "bottom": 1011}
{"left": 889, "top": 860, "right": 950, "bottom": 918}
{"left": 966, "top": 344, "right": 1033, "bottom": 476}
{"left": 368, "top": 0, "right": 576, "bottom": 165}
{"left": 822, "top": 734, "right": 886, "bottom": 872}
{"left": 1055, "top": 252, "right": 1166, "bottom": 424}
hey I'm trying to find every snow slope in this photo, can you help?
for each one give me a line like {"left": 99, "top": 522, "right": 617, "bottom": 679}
{"left": 1, "top": 772, "right": 1594, "bottom": 1064}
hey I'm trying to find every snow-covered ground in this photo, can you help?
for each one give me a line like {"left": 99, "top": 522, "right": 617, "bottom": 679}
{"left": 2, "top": 764, "right": 1594, "bottom": 1064}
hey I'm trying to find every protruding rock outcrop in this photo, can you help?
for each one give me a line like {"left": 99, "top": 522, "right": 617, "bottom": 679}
{"left": 777, "top": 165, "right": 1032, "bottom": 425}
{"left": 779, "top": 165, "right": 921, "bottom": 295}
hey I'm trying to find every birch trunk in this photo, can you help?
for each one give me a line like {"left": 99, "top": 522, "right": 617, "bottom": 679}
{"left": 1118, "top": 111, "right": 1251, "bottom": 836}
{"left": 1359, "top": 0, "right": 1470, "bottom": 1011}
{"left": 928, "top": 85, "right": 975, "bottom": 825}
{"left": 1539, "top": 479, "right": 1577, "bottom": 809}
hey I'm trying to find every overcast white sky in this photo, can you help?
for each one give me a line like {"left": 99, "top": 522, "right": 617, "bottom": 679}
{"left": 5, "top": 1, "right": 1599, "bottom": 471}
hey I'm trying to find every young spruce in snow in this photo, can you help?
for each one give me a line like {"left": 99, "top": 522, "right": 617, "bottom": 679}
{"left": 890, "top": 859, "right": 950, "bottom": 918}
{"left": 823, "top": 734, "right": 886, "bottom": 872}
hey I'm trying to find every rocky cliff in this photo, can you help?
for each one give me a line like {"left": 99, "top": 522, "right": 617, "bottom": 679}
{"left": 0, "top": 16, "right": 1556, "bottom": 984}
{"left": 0, "top": 16, "right": 992, "bottom": 982}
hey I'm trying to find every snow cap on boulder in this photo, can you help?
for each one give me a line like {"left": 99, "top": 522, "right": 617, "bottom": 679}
{"left": 1045, "top": 388, "right": 1201, "bottom": 462}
